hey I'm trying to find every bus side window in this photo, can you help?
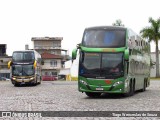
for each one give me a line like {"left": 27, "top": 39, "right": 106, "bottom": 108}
{"left": 135, "top": 40, "right": 138, "bottom": 46}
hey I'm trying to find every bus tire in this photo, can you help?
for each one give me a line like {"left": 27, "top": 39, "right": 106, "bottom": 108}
{"left": 124, "top": 80, "right": 134, "bottom": 97}
{"left": 33, "top": 78, "right": 37, "bottom": 86}
{"left": 85, "top": 92, "right": 101, "bottom": 98}
{"left": 39, "top": 77, "right": 42, "bottom": 84}
{"left": 140, "top": 79, "right": 146, "bottom": 92}
{"left": 14, "top": 83, "right": 19, "bottom": 87}
{"left": 35, "top": 79, "right": 38, "bottom": 85}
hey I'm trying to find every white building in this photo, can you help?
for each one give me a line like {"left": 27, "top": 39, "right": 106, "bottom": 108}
{"left": 31, "top": 37, "right": 69, "bottom": 80}
{"left": 150, "top": 52, "right": 159, "bottom": 77}
{"left": 41, "top": 52, "right": 63, "bottom": 77}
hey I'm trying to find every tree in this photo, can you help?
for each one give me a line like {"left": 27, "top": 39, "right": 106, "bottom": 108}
{"left": 140, "top": 17, "right": 160, "bottom": 77}
{"left": 112, "top": 19, "right": 124, "bottom": 26}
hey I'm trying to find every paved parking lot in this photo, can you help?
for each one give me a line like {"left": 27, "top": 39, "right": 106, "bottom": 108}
{"left": 0, "top": 80, "right": 160, "bottom": 111}
{"left": 0, "top": 80, "right": 160, "bottom": 119}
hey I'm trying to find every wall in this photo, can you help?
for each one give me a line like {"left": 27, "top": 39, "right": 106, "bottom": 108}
{"left": 150, "top": 52, "right": 160, "bottom": 77}
{"left": 0, "top": 56, "right": 12, "bottom": 78}
{"left": 42, "top": 59, "right": 62, "bottom": 70}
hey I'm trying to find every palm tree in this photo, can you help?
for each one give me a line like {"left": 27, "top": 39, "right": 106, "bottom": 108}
{"left": 112, "top": 19, "right": 124, "bottom": 26}
{"left": 140, "top": 17, "right": 160, "bottom": 77}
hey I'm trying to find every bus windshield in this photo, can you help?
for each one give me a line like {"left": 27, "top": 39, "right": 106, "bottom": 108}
{"left": 12, "top": 65, "right": 35, "bottom": 76}
{"left": 82, "top": 29, "right": 126, "bottom": 48}
{"left": 12, "top": 51, "right": 35, "bottom": 62}
{"left": 79, "top": 52, "right": 124, "bottom": 79}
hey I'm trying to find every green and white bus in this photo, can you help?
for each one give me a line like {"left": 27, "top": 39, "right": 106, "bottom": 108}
{"left": 8, "top": 50, "right": 42, "bottom": 86}
{"left": 72, "top": 26, "right": 150, "bottom": 97}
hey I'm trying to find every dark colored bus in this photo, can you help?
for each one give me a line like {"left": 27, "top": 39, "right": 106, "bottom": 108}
{"left": 8, "top": 50, "right": 42, "bottom": 86}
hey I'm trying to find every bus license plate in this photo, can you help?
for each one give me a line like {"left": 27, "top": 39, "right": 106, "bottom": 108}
{"left": 21, "top": 82, "right": 25, "bottom": 85}
{"left": 96, "top": 88, "right": 103, "bottom": 91}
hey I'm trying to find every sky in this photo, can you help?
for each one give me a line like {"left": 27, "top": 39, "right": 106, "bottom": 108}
{"left": 0, "top": 0, "right": 160, "bottom": 56}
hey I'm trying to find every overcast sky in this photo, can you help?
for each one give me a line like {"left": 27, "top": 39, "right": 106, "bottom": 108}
{"left": 0, "top": 0, "right": 159, "bottom": 56}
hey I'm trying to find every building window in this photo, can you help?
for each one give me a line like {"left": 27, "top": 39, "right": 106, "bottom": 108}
{"left": 50, "top": 60, "right": 57, "bottom": 67}
{"left": 51, "top": 72, "right": 57, "bottom": 75}
{"left": 53, "top": 43, "right": 61, "bottom": 48}
{"left": 51, "top": 51, "right": 57, "bottom": 54}
{"left": 45, "top": 72, "right": 48, "bottom": 75}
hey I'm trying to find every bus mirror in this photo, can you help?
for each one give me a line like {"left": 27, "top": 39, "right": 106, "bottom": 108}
{"left": 8, "top": 61, "right": 12, "bottom": 69}
{"left": 72, "top": 48, "right": 77, "bottom": 60}
{"left": 124, "top": 49, "right": 129, "bottom": 60}
{"left": 34, "top": 60, "right": 37, "bottom": 68}
{"left": 76, "top": 43, "right": 81, "bottom": 49}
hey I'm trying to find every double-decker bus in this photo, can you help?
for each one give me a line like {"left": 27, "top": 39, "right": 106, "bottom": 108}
{"left": 8, "top": 50, "right": 42, "bottom": 86}
{"left": 72, "top": 26, "right": 150, "bottom": 97}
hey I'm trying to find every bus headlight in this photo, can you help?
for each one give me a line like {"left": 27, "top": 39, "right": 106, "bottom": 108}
{"left": 12, "top": 77, "right": 16, "bottom": 80}
{"left": 113, "top": 81, "right": 123, "bottom": 87}
{"left": 80, "top": 80, "right": 88, "bottom": 85}
{"left": 30, "top": 77, "right": 34, "bottom": 80}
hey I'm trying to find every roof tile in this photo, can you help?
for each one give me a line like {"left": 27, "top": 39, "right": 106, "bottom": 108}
{"left": 41, "top": 53, "right": 62, "bottom": 59}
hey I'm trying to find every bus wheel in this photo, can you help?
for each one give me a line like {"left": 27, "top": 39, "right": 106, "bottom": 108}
{"left": 39, "top": 77, "right": 42, "bottom": 84}
{"left": 124, "top": 80, "right": 134, "bottom": 97}
{"left": 33, "top": 78, "right": 37, "bottom": 86}
{"left": 140, "top": 79, "right": 146, "bottom": 92}
{"left": 14, "top": 83, "right": 19, "bottom": 87}
{"left": 85, "top": 92, "right": 101, "bottom": 98}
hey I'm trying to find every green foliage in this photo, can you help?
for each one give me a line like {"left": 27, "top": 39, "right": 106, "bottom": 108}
{"left": 112, "top": 19, "right": 124, "bottom": 26}
{"left": 140, "top": 17, "right": 160, "bottom": 43}
{"left": 140, "top": 17, "right": 160, "bottom": 77}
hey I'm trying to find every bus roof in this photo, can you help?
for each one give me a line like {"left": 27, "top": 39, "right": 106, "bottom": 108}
{"left": 85, "top": 26, "right": 127, "bottom": 30}
{"left": 13, "top": 50, "right": 36, "bottom": 52}
{"left": 12, "top": 50, "right": 41, "bottom": 60}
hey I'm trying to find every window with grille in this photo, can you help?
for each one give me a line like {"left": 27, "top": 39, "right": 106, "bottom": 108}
{"left": 50, "top": 60, "right": 57, "bottom": 67}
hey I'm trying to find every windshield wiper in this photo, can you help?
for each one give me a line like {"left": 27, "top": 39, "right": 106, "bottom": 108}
{"left": 23, "top": 70, "right": 29, "bottom": 76}
{"left": 109, "top": 72, "right": 123, "bottom": 76}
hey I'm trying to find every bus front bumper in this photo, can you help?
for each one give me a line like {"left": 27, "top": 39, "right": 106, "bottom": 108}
{"left": 11, "top": 77, "right": 36, "bottom": 85}
{"left": 79, "top": 87, "right": 124, "bottom": 94}
{"left": 78, "top": 77, "right": 125, "bottom": 94}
